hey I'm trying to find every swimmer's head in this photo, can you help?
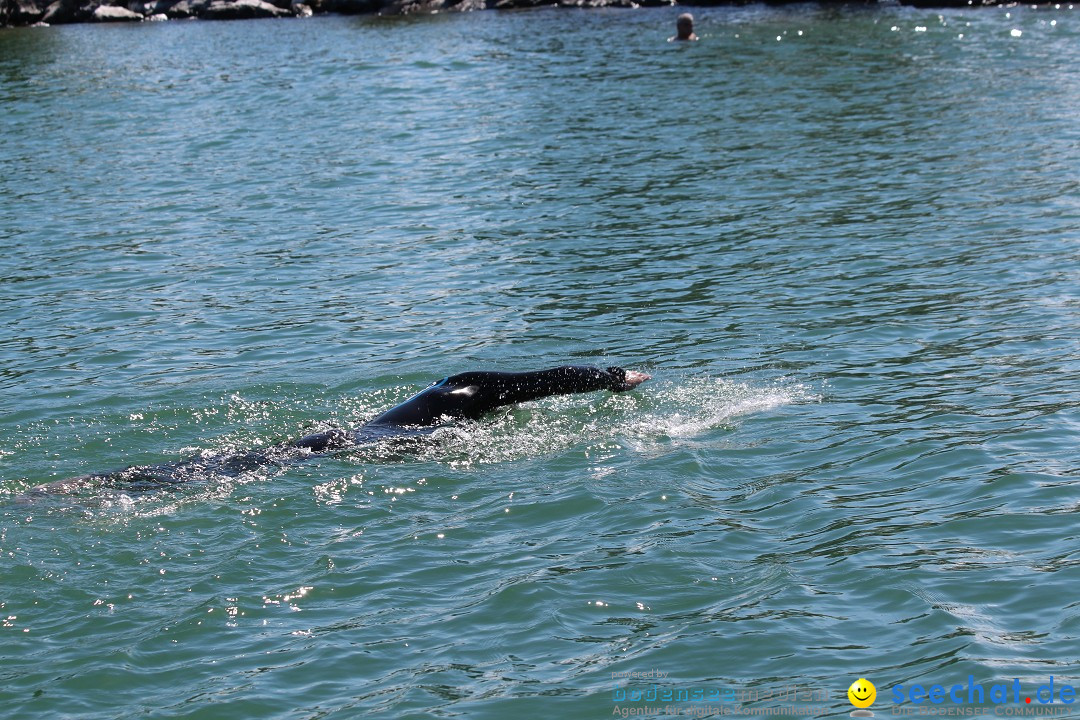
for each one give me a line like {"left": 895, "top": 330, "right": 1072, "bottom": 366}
{"left": 676, "top": 13, "right": 695, "bottom": 40}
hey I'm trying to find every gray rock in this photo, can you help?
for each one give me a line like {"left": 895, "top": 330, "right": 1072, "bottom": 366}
{"left": 160, "top": 0, "right": 206, "bottom": 17}
{"left": 2, "top": 0, "right": 47, "bottom": 24}
{"left": 492, "top": 0, "right": 553, "bottom": 8}
{"left": 381, "top": 0, "right": 448, "bottom": 12}
{"left": 92, "top": 4, "right": 145, "bottom": 20}
{"left": 41, "top": 0, "right": 83, "bottom": 23}
{"left": 199, "top": 0, "right": 288, "bottom": 17}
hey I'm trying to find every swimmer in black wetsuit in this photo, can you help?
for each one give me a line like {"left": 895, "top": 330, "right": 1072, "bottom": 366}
{"left": 26, "top": 365, "right": 651, "bottom": 496}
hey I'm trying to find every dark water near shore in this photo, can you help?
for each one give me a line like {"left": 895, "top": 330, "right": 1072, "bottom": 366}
{"left": 2, "top": 4, "right": 1080, "bottom": 718}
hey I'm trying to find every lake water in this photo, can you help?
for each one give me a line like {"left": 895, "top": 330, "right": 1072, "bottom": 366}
{"left": 2, "top": 3, "right": 1079, "bottom": 718}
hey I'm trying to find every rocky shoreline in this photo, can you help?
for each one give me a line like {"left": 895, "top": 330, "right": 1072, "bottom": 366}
{"left": 0, "top": 0, "right": 1018, "bottom": 28}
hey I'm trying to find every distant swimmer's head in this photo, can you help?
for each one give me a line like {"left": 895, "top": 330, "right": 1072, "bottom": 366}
{"left": 673, "top": 13, "right": 698, "bottom": 42}
{"left": 607, "top": 367, "right": 652, "bottom": 392}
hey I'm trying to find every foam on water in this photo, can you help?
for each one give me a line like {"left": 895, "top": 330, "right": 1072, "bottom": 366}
{"left": 392, "top": 374, "right": 819, "bottom": 468}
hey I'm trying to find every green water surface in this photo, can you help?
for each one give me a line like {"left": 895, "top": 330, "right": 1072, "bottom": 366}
{"left": 2, "top": 4, "right": 1079, "bottom": 718}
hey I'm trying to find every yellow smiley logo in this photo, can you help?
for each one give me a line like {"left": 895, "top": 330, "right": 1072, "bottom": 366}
{"left": 848, "top": 678, "right": 876, "bottom": 708}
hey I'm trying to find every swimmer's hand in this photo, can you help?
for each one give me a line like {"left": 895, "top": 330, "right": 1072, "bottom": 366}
{"left": 607, "top": 367, "right": 652, "bottom": 392}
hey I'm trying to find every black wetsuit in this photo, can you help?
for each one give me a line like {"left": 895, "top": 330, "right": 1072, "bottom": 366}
{"left": 31, "top": 366, "right": 637, "bottom": 495}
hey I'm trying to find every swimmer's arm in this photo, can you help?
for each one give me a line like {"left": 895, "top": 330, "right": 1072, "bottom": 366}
{"left": 478, "top": 365, "right": 651, "bottom": 408}
{"left": 367, "top": 365, "right": 651, "bottom": 428}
